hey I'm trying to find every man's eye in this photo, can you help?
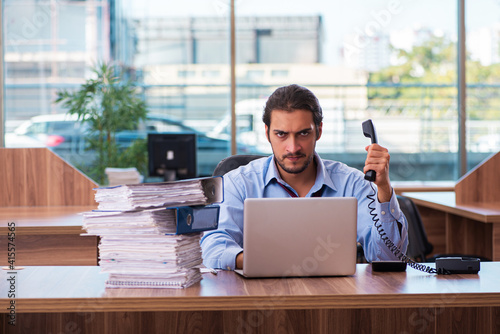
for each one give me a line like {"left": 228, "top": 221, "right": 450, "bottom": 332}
{"left": 276, "top": 132, "right": 286, "bottom": 138}
{"left": 300, "top": 131, "right": 310, "bottom": 136}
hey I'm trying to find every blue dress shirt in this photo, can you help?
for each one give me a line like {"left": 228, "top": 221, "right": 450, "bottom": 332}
{"left": 201, "top": 153, "right": 408, "bottom": 270}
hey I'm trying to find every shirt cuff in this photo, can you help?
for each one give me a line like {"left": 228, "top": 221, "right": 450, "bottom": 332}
{"left": 221, "top": 246, "right": 244, "bottom": 271}
{"left": 377, "top": 189, "right": 402, "bottom": 222}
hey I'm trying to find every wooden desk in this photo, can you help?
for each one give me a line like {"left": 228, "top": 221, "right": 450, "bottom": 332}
{"left": 2, "top": 264, "right": 500, "bottom": 333}
{"left": 393, "top": 181, "right": 455, "bottom": 194}
{"left": 403, "top": 191, "right": 500, "bottom": 261}
{"left": 0, "top": 206, "right": 98, "bottom": 266}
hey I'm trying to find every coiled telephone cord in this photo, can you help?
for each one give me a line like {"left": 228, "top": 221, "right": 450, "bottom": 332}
{"left": 367, "top": 182, "right": 437, "bottom": 274}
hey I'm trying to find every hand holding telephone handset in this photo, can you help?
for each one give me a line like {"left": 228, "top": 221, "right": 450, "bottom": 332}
{"left": 361, "top": 119, "right": 438, "bottom": 274}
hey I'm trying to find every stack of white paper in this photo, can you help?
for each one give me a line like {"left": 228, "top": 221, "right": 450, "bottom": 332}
{"left": 105, "top": 167, "right": 144, "bottom": 186}
{"left": 81, "top": 177, "right": 222, "bottom": 289}
{"left": 105, "top": 269, "right": 201, "bottom": 289}
{"left": 99, "top": 234, "right": 203, "bottom": 289}
{"left": 95, "top": 181, "right": 209, "bottom": 211}
{"left": 83, "top": 210, "right": 204, "bottom": 289}
{"left": 83, "top": 209, "right": 178, "bottom": 235}
{"left": 83, "top": 209, "right": 204, "bottom": 288}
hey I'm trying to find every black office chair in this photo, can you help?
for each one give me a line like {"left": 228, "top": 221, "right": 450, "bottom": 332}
{"left": 397, "top": 195, "right": 434, "bottom": 262}
{"left": 396, "top": 195, "right": 491, "bottom": 262}
{"left": 212, "top": 154, "right": 267, "bottom": 176}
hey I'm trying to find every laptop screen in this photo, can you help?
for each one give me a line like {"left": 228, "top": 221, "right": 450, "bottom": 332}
{"left": 240, "top": 197, "right": 358, "bottom": 278}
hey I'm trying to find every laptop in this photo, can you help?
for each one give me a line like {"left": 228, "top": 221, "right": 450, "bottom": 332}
{"left": 235, "top": 197, "right": 358, "bottom": 278}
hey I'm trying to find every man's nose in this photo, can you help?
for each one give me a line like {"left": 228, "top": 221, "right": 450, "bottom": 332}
{"left": 286, "top": 136, "right": 301, "bottom": 153}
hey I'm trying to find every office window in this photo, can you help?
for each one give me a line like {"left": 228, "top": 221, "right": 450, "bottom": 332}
{"left": 2, "top": 0, "right": 232, "bottom": 179}
{"left": 3, "top": 0, "right": 108, "bottom": 153}
{"left": 131, "top": 3, "right": 233, "bottom": 178}
{"left": 271, "top": 69, "right": 289, "bottom": 77}
{"left": 466, "top": 0, "right": 500, "bottom": 160}
{"left": 202, "top": 70, "right": 221, "bottom": 78}
{"left": 177, "top": 70, "right": 196, "bottom": 78}
{"left": 234, "top": 0, "right": 465, "bottom": 181}
{"left": 1, "top": 0, "right": 497, "bottom": 181}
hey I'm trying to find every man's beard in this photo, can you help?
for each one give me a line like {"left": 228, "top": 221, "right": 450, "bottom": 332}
{"left": 274, "top": 152, "right": 314, "bottom": 174}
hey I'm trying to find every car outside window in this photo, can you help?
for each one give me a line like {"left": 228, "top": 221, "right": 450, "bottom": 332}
{"left": 49, "top": 121, "right": 80, "bottom": 133}
{"left": 145, "top": 119, "right": 188, "bottom": 133}
{"left": 24, "top": 122, "right": 47, "bottom": 136}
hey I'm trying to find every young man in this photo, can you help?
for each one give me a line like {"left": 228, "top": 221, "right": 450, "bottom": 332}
{"left": 201, "top": 84, "right": 408, "bottom": 270}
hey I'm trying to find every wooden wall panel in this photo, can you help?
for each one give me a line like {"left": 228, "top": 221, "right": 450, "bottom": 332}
{"left": 455, "top": 151, "right": 500, "bottom": 205}
{"left": 48, "top": 156, "right": 64, "bottom": 205}
{"left": 369, "top": 308, "right": 437, "bottom": 334}
{"left": 2, "top": 308, "right": 497, "bottom": 334}
{"left": 494, "top": 225, "right": 500, "bottom": 261}
{"left": 416, "top": 205, "right": 446, "bottom": 256}
{"left": 25, "top": 148, "right": 48, "bottom": 206}
{"left": 0, "top": 149, "right": 12, "bottom": 205}
{"left": 494, "top": 307, "right": 500, "bottom": 334}
{"left": 0, "top": 149, "right": 28, "bottom": 206}
{"left": 436, "top": 307, "right": 496, "bottom": 334}
{"left": 0, "top": 148, "right": 97, "bottom": 206}
{"left": 446, "top": 215, "right": 493, "bottom": 259}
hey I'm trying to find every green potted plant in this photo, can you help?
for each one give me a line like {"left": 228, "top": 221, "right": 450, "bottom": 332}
{"left": 55, "top": 62, "right": 148, "bottom": 185}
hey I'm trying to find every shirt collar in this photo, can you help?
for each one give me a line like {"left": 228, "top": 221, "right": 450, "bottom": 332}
{"left": 264, "top": 152, "right": 337, "bottom": 193}
{"left": 313, "top": 152, "right": 337, "bottom": 193}
{"left": 264, "top": 155, "right": 282, "bottom": 186}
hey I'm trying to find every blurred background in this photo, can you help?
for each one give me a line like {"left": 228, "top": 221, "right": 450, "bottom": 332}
{"left": 2, "top": 0, "right": 499, "bottom": 182}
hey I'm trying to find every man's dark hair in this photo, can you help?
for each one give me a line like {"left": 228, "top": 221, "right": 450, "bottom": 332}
{"left": 262, "top": 84, "right": 323, "bottom": 138}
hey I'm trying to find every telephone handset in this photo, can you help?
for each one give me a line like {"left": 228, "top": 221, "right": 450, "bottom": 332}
{"left": 362, "top": 119, "right": 377, "bottom": 182}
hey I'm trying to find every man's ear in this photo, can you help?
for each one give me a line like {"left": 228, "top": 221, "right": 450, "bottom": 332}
{"left": 265, "top": 125, "right": 270, "bottom": 142}
{"left": 316, "top": 122, "right": 323, "bottom": 140}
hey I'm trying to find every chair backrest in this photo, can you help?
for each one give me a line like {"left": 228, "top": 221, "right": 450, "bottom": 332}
{"left": 212, "top": 155, "right": 267, "bottom": 176}
{"left": 396, "top": 195, "right": 434, "bottom": 262}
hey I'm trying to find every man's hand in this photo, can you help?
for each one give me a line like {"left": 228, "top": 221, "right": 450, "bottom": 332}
{"left": 364, "top": 143, "right": 392, "bottom": 203}
{"left": 236, "top": 252, "right": 244, "bottom": 269}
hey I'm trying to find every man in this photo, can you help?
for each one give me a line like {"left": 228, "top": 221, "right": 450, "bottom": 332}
{"left": 201, "top": 84, "right": 408, "bottom": 270}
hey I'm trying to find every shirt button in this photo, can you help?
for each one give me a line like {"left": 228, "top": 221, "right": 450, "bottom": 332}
{"left": 381, "top": 211, "right": 386, "bottom": 215}
{"left": 391, "top": 209, "right": 395, "bottom": 213}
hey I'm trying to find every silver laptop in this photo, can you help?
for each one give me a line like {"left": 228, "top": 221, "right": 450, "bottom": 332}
{"left": 235, "top": 197, "right": 358, "bottom": 278}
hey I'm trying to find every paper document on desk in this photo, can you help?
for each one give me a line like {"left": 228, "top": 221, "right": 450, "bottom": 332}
{"left": 99, "top": 234, "right": 203, "bottom": 288}
{"left": 99, "top": 234, "right": 202, "bottom": 272}
{"left": 82, "top": 205, "right": 219, "bottom": 236}
{"left": 105, "top": 268, "right": 202, "bottom": 289}
{"left": 94, "top": 176, "right": 223, "bottom": 211}
{"left": 105, "top": 167, "right": 143, "bottom": 186}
